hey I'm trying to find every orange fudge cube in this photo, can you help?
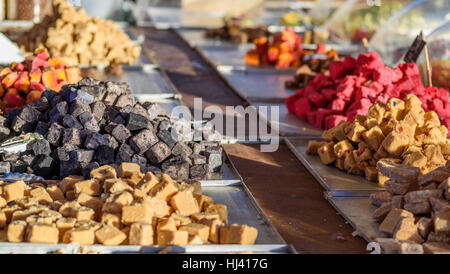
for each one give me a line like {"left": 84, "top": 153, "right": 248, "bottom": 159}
{"left": 119, "top": 162, "right": 142, "bottom": 179}
{"left": 3, "top": 181, "right": 25, "bottom": 203}
{"left": 129, "top": 222, "right": 153, "bottom": 246}
{"left": 95, "top": 225, "right": 127, "bottom": 246}
{"left": 63, "top": 228, "right": 95, "bottom": 245}
{"left": 26, "top": 224, "right": 59, "bottom": 244}
{"left": 121, "top": 204, "right": 153, "bottom": 225}
{"left": 170, "top": 191, "right": 200, "bottom": 216}
{"left": 74, "top": 180, "right": 101, "bottom": 196}
{"left": 179, "top": 223, "right": 209, "bottom": 243}
{"left": 157, "top": 230, "right": 188, "bottom": 246}
{"left": 7, "top": 221, "right": 27, "bottom": 242}
{"left": 219, "top": 225, "right": 258, "bottom": 244}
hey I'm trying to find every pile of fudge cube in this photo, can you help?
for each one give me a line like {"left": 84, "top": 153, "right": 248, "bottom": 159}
{"left": 370, "top": 160, "right": 450, "bottom": 254}
{"left": 306, "top": 94, "right": 450, "bottom": 183}
{"left": 286, "top": 51, "right": 450, "bottom": 132}
{"left": 0, "top": 78, "right": 223, "bottom": 181}
{"left": 0, "top": 163, "right": 258, "bottom": 246}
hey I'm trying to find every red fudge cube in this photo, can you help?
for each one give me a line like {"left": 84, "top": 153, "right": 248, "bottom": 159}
{"left": 321, "top": 88, "right": 337, "bottom": 101}
{"left": 373, "top": 66, "right": 394, "bottom": 85}
{"left": 308, "top": 91, "right": 327, "bottom": 107}
{"left": 336, "top": 76, "right": 355, "bottom": 98}
{"left": 343, "top": 56, "right": 357, "bottom": 70}
{"left": 329, "top": 61, "right": 346, "bottom": 80}
{"left": 286, "top": 93, "right": 302, "bottom": 113}
{"left": 294, "top": 97, "right": 312, "bottom": 118}
{"left": 325, "top": 115, "right": 348, "bottom": 129}
{"left": 330, "top": 98, "right": 348, "bottom": 112}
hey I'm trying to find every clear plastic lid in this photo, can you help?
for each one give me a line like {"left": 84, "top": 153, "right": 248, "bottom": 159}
{"left": 416, "top": 21, "right": 450, "bottom": 90}
{"left": 307, "top": 0, "right": 349, "bottom": 26}
{"left": 369, "top": 0, "right": 450, "bottom": 66}
{"left": 323, "top": 0, "right": 415, "bottom": 44}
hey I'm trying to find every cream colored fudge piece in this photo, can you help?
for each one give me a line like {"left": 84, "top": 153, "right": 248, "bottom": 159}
{"left": 7, "top": 221, "right": 27, "bottom": 243}
{"left": 170, "top": 191, "right": 200, "bottom": 217}
{"left": 3, "top": 181, "right": 26, "bottom": 203}
{"left": 62, "top": 228, "right": 95, "bottom": 245}
{"left": 46, "top": 185, "right": 66, "bottom": 201}
{"left": 204, "top": 203, "right": 228, "bottom": 225}
{"left": 121, "top": 204, "right": 153, "bottom": 225}
{"left": 119, "top": 162, "right": 142, "bottom": 179}
{"left": 26, "top": 224, "right": 59, "bottom": 244}
{"left": 95, "top": 225, "right": 127, "bottom": 246}
{"left": 198, "top": 218, "right": 222, "bottom": 244}
{"left": 157, "top": 230, "right": 188, "bottom": 246}
{"left": 157, "top": 217, "right": 177, "bottom": 232}
{"left": 219, "top": 225, "right": 258, "bottom": 245}
{"left": 101, "top": 213, "right": 121, "bottom": 228}
{"left": 179, "top": 223, "right": 209, "bottom": 243}
{"left": 30, "top": 187, "right": 53, "bottom": 205}
{"left": 129, "top": 222, "right": 153, "bottom": 246}
{"left": 317, "top": 142, "right": 336, "bottom": 165}
{"left": 74, "top": 180, "right": 101, "bottom": 196}
{"left": 141, "top": 197, "right": 171, "bottom": 218}
{"left": 90, "top": 165, "right": 117, "bottom": 182}
{"left": 306, "top": 140, "right": 327, "bottom": 155}
{"left": 148, "top": 175, "right": 179, "bottom": 202}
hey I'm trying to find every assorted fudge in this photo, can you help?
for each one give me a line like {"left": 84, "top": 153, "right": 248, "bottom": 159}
{"left": 0, "top": 78, "right": 223, "bottom": 181}
{"left": 205, "top": 16, "right": 269, "bottom": 44}
{"left": 17, "top": 0, "right": 141, "bottom": 67}
{"left": 371, "top": 160, "right": 450, "bottom": 254}
{"left": 0, "top": 163, "right": 258, "bottom": 246}
{"left": 306, "top": 94, "right": 450, "bottom": 183}
{"left": 286, "top": 51, "right": 450, "bottom": 132}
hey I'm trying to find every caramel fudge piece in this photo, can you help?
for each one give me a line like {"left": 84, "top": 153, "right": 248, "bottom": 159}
{"left": 56, "top": 217, "right": 76, "bottom": 240}
{"left": 157, "top": 217, "right": 177, "bottom": 232}
{"left": 399, "top": 242, "right": 424, "bottom": 254}
{"left": 362, "top": 126, "right": 385, "bottom": 151}
{"left": 95, "top": 225, "right": 127, "bottom": 246}
{"left": 46, "top": 185, "right": 65, "bottom": 201}
{"left": 179, "top": 223, "right": 209, "bottom": 243}
{"left": 102, "top": 191, "right": 134, "bottom": 214}
{"left": 382, "top": 132, "right": 409, "bottom": 157}
{"left": 106, "top": 179, "right": 134, "bottom": 194}
{"left": 119, "top": 163, "right": 142, "bottom": 179}
{"left": 75, "top": 206, "right": 95, "bottom": 222}
{"left": 77, "top": 193, "right": 104, "bottom": 214}
{"left": 353, "top": 143, "right": 372, "bottom": 162}
{"left": 7, "top": 221, "right": 27, "bottom": 242}
{"left": 306, "top": 140, "right": 326, "bottom": 155}
{"left": 364, "top": 166, "right": 378, "bottom": 182}
{"left": 198, "top": 218, "right": 222, "bottom": 243}
{"left": 393, "top": 217, "right": 423, "bottom": 244}
{"left": 188, "top": 235, "right": 204, "bottom": 245}
{"left": 333, "top": 140, "right": 353, "bottom": 159}
{"left": 63, "top": 228, "right": 95, "bottom": 245}
{"left": 377, "top": 160, "right": 420, "bottom": 184}
{"left": 372, "top": 202, "right": 392, "bottom": 222}
{"left": 191, "top": 212, "right": 220, "bottom": 223}
{"left": 376, "top": 238, "right": 401, "bottom": 254}
{"left": 347, "top": 121, "right": 366, "bottom": 142}
{"left": 367, "top": 103, "right": 386, "bottom": 124}
{"left": 171, "top": 213, "right": 192, "bottom": 227}
{"left": 403, "top": 151, "right": 427, "bottom": 169}
{"left": 26, "top": 224, "right": 59, "bottom": 244}
{"left": 193, "top": 194, "right": 214, "bottom": 211}
{"left": 59, "top": 176, "right": 83, "bottom": 193}
{"left": 16, "top": 197, "right": 39, "bottom": 209}
{"left": 141, "top": 197, "right": 171, "bottom": 218}
{"left": 0, "top": 212, "right": 6, "bottom": 228}
{"left": 379, "top": 209, "right": 414, "bottom": 235}
{"left": 3, "top": 181, "right": 25, "bottom": 203}
{"left": 101, "top": 213, "right": 121, "bottom": 228}
{"left": 317, "top": 142, "right": 336, "bottom": 165}
{"left": 204, "top": 203, "right": 228, "bottom": 224}
{"left": 219, "top": 225, "right": 258, "bottom": 244}
{"left": 385, "top": 98, "right": 405, "bottom": 121}
{"left": 416, "top": 217, "right": 433, "bottom": 239}
{"left": 90, "top": 165, "right": 117, "bottom": 182}
{"left": 1, "top": 205, "right": 21, "bottom": 223}
{"left": 404, "top": 190, "right": 443, "bottom": 204}
{"left": 385, "top": 181, "right": 413, "bottom": 195}
{"left": 121, "top": 204, "right": 153, "bottom": 225}
{"left": 434, "top": 210, "right": 450, "bottom": 235}
{"left": 170, "top": 191, "right": 200, "bottom": 217}
{"left": 129, "top": 222, "right": 153, "bottom": 246}
{"left": 0, "top": 197, "right": 6, "bottom": 209}
{"left": 423, "top": 242, "right": 450, "bottom": 254}
{"left": 30, "top": 187, "right": 53, "bottom": 205}
{"left": 59, "top": 201, "right": 81, "bottom": 217}
{"left": 157, "top": 230, "right": 188, "bottom": 246}
{"left": 149, "top": 176, "right": 178, "bottom": 202}
{"left": 135, "top": 172, "right": 159, "bottom": 194}
{"left": 74, "top": 180, "right": 101, "bottom": 196}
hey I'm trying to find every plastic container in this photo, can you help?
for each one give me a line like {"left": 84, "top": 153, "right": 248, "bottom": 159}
{"left": 369, "top": 0, "right": 450, "bottom": 66}
{"left": 416, "top": 22, "right": 450, "bottom": 89}
{"left": 323, "top": 0, "right": 414, "bottom": 44}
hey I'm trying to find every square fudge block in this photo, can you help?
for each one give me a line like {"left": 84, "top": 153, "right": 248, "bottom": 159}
{"left": 379, "top": 208, "right": 414, "bottom": 235}
{"left": 170, "top": 191, "right": 200, "bottom": 217}
{"left": 141, "top": 197, "right": 171, "bottom": 218}
{"left": 7, "top": 221, "right": 27, "bottom": 242}
{"left": 198, "top": 218, "right": 222, "bottom": 243}
{"left": 362, "top": 126, "right": 384, "bottom": 151}
{"left": 74, "top": 180, "right": 101, "bottom": 196}
{"left": 101, "top": 213, "right": 121, "bottom": 228}
{"left": 119, "top": 163, "right": 142, "bottom": 179}
{"left": 129, "top": 222, "right": 153, "bottom": 246}
{"left": 95, "top": 225, "right": 127, "bottom": 246}
{"left": 30, "top": 187, "right": 53, "bottom": 205}
{"left": 204, "top": 203, "right": 228, "bottom": 225}
{"left": 63, "top": 228, "right": 95, "bottom": 245}
{"left": 179, "top": 223, "right": 209, "bottom": 243}
{"left": 157, "top": 230, "right": 188, "bottom": 246}
{"left": 148, "top": 175, "right": 179, "bottom": 202}
{"left": 219, "top": 225, "right": 258, "bottom": 245}
{"left": 121, "top": 204, "right": 153, "bottom": 225}
{"left": 393, "top": 217, "right": 423, "bottom": 244}
{"left": 317, "top": 142, "right": 336, "bottom": 165}
{"left": 90, "top": 165, "right": 117, "bottom": 182}
{"left": 26, "top": 224, "right": 59, "bottom": 244}
{"left": 3, "top": 181, "right": 26, "bottom": 203}
{"left": 434, "top": 210, "right": 450, "bottom": 235}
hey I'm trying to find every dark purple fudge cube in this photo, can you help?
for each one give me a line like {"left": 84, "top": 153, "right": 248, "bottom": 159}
{"left": 129, "top": 129, "right": 158, "bottom": 154}
{"left": 146, "top": 142, "right": 171, "bottom": 164}
{"left": 111, "top": 124, "right": 131, "bottom": 144}
{"left": 84, "top": 132, "right": 109, "bottom": 150}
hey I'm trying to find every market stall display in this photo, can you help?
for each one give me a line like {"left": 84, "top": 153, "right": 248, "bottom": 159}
{"left": 204, "top": 15, "right": 269, "bottom": 44}
{"left": 285, "top": 51, "right": 450, "bottom": 130}
{"left": 372, "top": 160, "right": 450, "bottom": 254}
{"left": 0, "top": 48, "right": 81, "bottom": 112}
{"left": 369, "top": 0, "right": 449, "bottom": 66}
{"left": 284, "top": 48, "right": 339, "bottom": 89}
{"left": 305, "top": 94, "right": 450, "bottom": 183}
{"left": 0, "top": 78, "right": 223, "bottom": 181}
{"left": 0, "top": 162, "right": 258, "bottom": 246}
{"left": 16, "top": 0, "right": 142, "bottom": 67}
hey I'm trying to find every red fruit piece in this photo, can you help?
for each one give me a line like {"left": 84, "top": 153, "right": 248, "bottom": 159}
{"left": 321, "top": 88, "right": 337, "bottom": 101}
{"left": 31, "top": 57, "right": 50, "bottom": 70}
{"left": 294, "top": 97, "right": 311, "bottom": 118}
{"left": 0, "top": 67, "right": 12, "bottom": 78}
{"left": 4, "top": 89, "right": 25, "bottom": 108}
{"left": 1, "top": 72, "right": 19, "bottom": 89}
{"left": 30, "top": 69, "right": 42, "bottom": 83}
{"left": 42, "top": 69, "right": 58, "bottom": 91}
{"left": 13, "top": 72, "right": 30, "bottom": 93}
{"left": 330, "top": 98, "right": 348, "bottom": 113}
{"left": 26, "top": 90, "right": 43, "bottom": 104}
{"left": 35, "top": 48, "right": 50, "bottom": 61}
{"left": 30, "top": 82, "right": 45, "bottom": 92}
{"left": 336, "top": 76, "right": 355, "bottom": 98}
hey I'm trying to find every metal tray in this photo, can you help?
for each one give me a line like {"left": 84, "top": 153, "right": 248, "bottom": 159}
{"left": 326, "top": 195, "right": 386, "bottom": 243}
{"left": 252, "top": 102, "right": 324, "bottom": 137}
{"left": 284, "top": 137, "right": 384, "bottom": 197}
{"left": 86, "top": 67, "right": 175, "bottom": 95}
{"left": 0, "top": 180, "right": 293, "bottom": 254}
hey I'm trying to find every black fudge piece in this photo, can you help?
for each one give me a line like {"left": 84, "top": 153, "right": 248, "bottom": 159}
{"left": 117, "top": 143, "right": 134, "bottom": 163}
{"left": 35, "top": 121, "right": 49, "bottom": 136}
{"left": 91, "top": 101, "right": 106, "bottom": 122}
{"left": 125, "top": 112, "right": 149, "bottom": 132}
{"left": 62, "top": 114, "right": 83, "bottom": 129}
{"left": 172, "top": 142, "right": 193, "bottom": 158}
{"left": 19, "top": 106, "right": 42, "bottom": 123}
{"left": 62, "top": 128, "right": 83, "bottom": 146}
{"left": 161, "top": 157, "right": 190, "bottom": 181}
{"left": 69, "top": 149, "right": 95, "bottom": 163}
{"left": 70, "top": 100, "right": 91, "bottom": 117}
{"left": 190, "top": 164, "right": 211, "bottom": 180}
{"left": 32, "top": 139, "right": 51, "bottom": 155}
{"left": 95, "top": 145, "right": 115, "bottom": 165}
{"left": 32, "top": 155, "right": 56, "bottom": 177}
{"left": 69, "top": 89, "right": 94, "bottom": 104}
{"left": 111, "top": 124, "right": 131, "bottom": 144}
{"left": 157, "top": 129, "right": 177, "bottom": 149}
{"left": 146, "top": 142, "right": 171, "bottom": 164}
{"left": 46, "top": 123, "right": 64, "bottom": 146}
{"left": 129, "top": 129, "right": 158, "bottom": 155}
{"left": 85, "top": 132, "right": 110, "bottom": 150}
